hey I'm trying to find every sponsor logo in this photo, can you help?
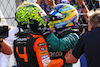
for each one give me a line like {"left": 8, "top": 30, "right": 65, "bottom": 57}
{"left": 41, "top": 55, "right": 48, "bottom": 59}
{"left": 16, "top": 42, "right": 27, "bottom": 44}
{"left": 40, "top": 47, "right": 45, "bottom": 51}
{"left": 43, "top": 60, "right": 50, "bottom": 67}
{"left": 38, "top": 43, "right": 45, "bottom": 46}
{"left": 40, "top": 51, "right": 48, "bottom": 56}
{"left": 42, "top": 57, "right": 49, "bottom": 63}
{"left": 17, "top": 38, "right": 27, "bottom": 41}
{"left": 49, "top": 52, "right": 63, "bottom": 57}
{"left": 41, "top": 57, "right": 50, "bottom": 67}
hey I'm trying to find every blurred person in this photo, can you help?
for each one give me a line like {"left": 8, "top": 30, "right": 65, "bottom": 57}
{"left": 0, "top": 17, "right": 12, "bottom": 55}
{"left": 0, "top": 10, "right": 13, "bottom": 67}
{"left": 64, "top": 9, "right": 100, "bottom": 67}
{"left": 36, "top": 0, "right": 70, "bottom": 15}
{"left": 4, "top": 2, "right": 68, "bottom": 67}
{"left": 75, "top": 0, "right": 89, "bottom": 24}
{"left": 0, "top": 11, "right": 13, "bottom": 67}
{"left": 36, "top": 0, "right": 89, "bottom": 23}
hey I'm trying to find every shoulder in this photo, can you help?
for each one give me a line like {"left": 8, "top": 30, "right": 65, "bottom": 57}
{"left": 80, "top": 31, "right": 91, "bottom": 38}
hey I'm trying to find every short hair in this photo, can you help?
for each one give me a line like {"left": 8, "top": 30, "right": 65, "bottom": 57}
{"left": 88, "top": 9, "right": 100, "bottom": 28}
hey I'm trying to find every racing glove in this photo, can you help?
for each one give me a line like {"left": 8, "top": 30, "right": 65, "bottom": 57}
{"left": 37, "top": 23, "right": 51, "bottom": 38}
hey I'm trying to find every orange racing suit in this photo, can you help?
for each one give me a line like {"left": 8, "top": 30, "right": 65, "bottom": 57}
{"left": 14, "top": 33, "right": 63, "bottom": 67}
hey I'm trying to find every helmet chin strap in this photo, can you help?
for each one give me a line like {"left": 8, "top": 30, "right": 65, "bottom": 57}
{"left": 16, "top": 22, "right": 31, "bottom": 37}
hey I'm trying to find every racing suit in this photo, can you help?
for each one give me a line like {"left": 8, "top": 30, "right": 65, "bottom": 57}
{"left": 45, "top": 33, "right": 79, "bottom": 67}
{"left": 14, "top": 32, "right": 64, "bottom": 67}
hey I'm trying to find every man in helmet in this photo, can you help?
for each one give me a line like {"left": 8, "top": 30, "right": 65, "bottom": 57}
{"left": 5, "top": 2, "right": 66, "bottom": 67}
{"left": 40, "top": 3, "right": 79, "bottom": 67}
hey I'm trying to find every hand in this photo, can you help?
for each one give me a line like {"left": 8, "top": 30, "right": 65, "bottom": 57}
{"left": 45, "top": 0, "right": 56, "bottom": 8}
{"left": 75, "top": 0, "right": 84, "bottom": 5}
{"left": 41, "top": 27, "right": 51, "bottom": 38}
{"left": 38, "top": 23, "right": 51, "bottom": 38}
{"left": 64, "top": 49, "right": 72, "bottom": 63}
{"left": 36, "top": 0, "right": 42, "bottom": 5}
{"left": 64, "top": 49, "right": 78, "bottom": 63}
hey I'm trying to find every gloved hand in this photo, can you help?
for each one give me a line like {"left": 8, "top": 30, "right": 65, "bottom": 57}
{"left": 38, "top": 23, "right": 51, "bottom": 38}
{"left": 41, "top": 27, "right": 51, "bottom": 38}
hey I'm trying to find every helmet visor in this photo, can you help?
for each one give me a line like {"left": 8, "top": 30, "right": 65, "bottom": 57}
{"left": 49, "top": 10, "right": 64, "bottom": 20}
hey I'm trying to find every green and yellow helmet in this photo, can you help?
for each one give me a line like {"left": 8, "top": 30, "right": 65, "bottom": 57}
{"left": 15, "top": 2, "right": 47, "bottom": 27}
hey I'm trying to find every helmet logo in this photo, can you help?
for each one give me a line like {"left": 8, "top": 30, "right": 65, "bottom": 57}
{"left": 38, "top": 11, "right": 41, "bottom": 16}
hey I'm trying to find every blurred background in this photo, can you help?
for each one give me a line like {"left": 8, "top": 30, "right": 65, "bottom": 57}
{"left": 0, "top": 0, "right": 37, "bottom": 27}
{"left": 0, "top": 0, "right": 100, "bottom": 27}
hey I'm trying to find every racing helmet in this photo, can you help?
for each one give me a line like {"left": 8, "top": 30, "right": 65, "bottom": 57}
{"left": 15, "top": 2, "right": 47, "bottom": 27}
{"left": 48, "top": 3, "right": 79, "bottom": 30}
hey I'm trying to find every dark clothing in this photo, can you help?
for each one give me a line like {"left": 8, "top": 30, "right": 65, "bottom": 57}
{"left": 14, "top": 33, "right": 39, "bottom": 67}
{"left": 14, "top": 33, "right": 63, "bottom": 67}
{"left": 72, "top": 27, "right": 100, "bottom": 67}
{"left": 0, "top": 44, "right": 2, "bottom": 49}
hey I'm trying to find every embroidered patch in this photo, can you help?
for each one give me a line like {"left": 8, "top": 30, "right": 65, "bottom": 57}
{"left": 40, "top": 51, "right": 48, "bottom": 56}
{"left": 40, "top": 47, "right": 45, "bottom": 51}
{"left": 38, "top": 43, "right": 45, "bottom": 46}
{"left": 42, "top": 57, "right": 49, "bottom": 63}
{"left": 41, "top": 54, "right": 48, "bottom": 59}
